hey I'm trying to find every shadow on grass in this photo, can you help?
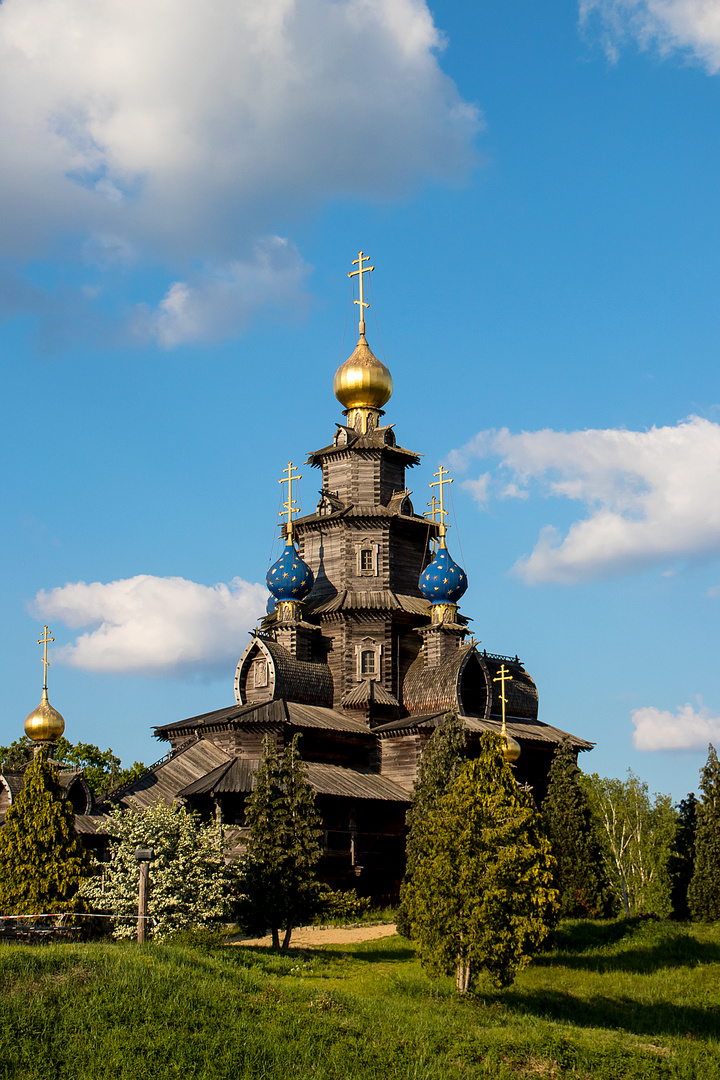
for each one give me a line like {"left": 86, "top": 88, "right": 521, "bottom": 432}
{"left": 537, "top": 927, "right": 720, "bottom": 974}
{"left": 548, "top": 920, "right": 642, "bottom": 953}
{"left": 321, "top": 946, "right": 416, "bottom": 964}
{"left": 495, "top": 987, "right": 720, "bottom": 1040}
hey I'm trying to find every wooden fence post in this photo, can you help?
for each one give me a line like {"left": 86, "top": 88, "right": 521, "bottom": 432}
{"left": 134, "top": 848, "right": 154, "bottom": 943}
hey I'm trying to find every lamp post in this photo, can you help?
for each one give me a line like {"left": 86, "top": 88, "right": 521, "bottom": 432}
{"left": 134, "top": 848, "right": 154, "bottom": 943}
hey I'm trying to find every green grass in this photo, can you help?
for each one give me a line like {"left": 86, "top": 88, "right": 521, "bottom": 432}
{"left": 0, "top": 919, "right": 718, "bottom": 1078}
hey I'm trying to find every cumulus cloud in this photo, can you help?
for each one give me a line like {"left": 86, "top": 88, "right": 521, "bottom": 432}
{"left": 0, "top": 0, "right": 479, "bottom": 339}
{"left": 580, "top": 0, "right": 720, "bottom": 71}
{"left": 451, "top": 415, "right": 720, "bottom": 584}
{"left": 632, "top": 699, "right": 720, "bottom": 750}
{"left": 138, "top": 236, "right": 311, "bottom": 347}
{"left": 33, "top": 574, "right": 267, "bottom": 676}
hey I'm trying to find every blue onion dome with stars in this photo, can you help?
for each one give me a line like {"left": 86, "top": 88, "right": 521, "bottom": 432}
{"left": 266, "top": 542, "right": 314, "bottom": 602}
{"left": 418, "top": 545, "right": 468, "bottom": 605}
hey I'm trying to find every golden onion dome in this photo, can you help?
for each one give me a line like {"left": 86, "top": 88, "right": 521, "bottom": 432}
{"left": 24, "top": 694, "right": 65, "bottom": 742}
{"left": 333, "top": 335, "right": 393, "bottom": 411}
{"left": 503, "top": 732, "right": 521, "bottom": 764}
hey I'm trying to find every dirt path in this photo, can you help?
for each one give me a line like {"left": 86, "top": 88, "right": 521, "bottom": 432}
{"left": 232, "top": 923, "right": 397, "bottom": 947}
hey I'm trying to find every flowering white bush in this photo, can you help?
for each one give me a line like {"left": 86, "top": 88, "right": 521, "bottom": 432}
{"left": 80, "top": 801, "right": 238, "bottom": 939}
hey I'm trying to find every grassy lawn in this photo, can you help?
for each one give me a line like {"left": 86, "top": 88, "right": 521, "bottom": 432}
{"left": 0, "top": 919, "right": 718, "bottom": 1079}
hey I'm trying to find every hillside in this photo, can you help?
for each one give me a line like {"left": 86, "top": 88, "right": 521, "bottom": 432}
{"left": 0, "top": 920, "right": 718, "bottom": 1078}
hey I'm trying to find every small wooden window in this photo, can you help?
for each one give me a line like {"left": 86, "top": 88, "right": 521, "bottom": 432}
{"left": 360, "top": 650, "right": 376, "bottom": 675}
{"left": 360, "top": 548, "right": 373, "bottom": 571}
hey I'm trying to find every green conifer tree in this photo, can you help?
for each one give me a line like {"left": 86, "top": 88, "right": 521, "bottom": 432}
{"left": 402, "top": 731, "right": 558, "bottom": 992}
{"left": 688, "top": 744, "right": 720, "bottom": 922}
{"left": 543, "top": 737, "right": 612, "bottom": 917}
{"left": 0, "top": 750, "right": 90, "bottom": 915}
{"left": 669, "top": 793, "right": 697, "bottom": 920}
{"left": 397, "top": 708, "right": 466, "bottom": 938}
{"left": 238, "top": 734, "right": 323, "bottom": 949}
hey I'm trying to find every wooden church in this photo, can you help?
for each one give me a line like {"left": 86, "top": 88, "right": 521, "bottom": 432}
{"left": 106, "top": 252, "right": 592, "bottom": 900}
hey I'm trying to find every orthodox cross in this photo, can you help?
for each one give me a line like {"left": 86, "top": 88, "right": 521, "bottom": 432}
{"left": 37, "top": 625, "right": 55, "bottom": 696}
{"left": 279, "top": 461, "right": 302, "bottom": 545}
{"left": 348, "top": 251, "right": 374, "bottom": 336}
{"left": 424, "top": 495, "right": 440, "bottom": 551}
{"left": 493, "top": 663, "right": 513, "bottom": 737}
{"left": 429, "top": 465, "right": 453, "bottom": 546}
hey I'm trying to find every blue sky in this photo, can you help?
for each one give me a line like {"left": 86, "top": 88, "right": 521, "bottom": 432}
{"left": 2, "top": 0, "right": 720, "bottom": 799}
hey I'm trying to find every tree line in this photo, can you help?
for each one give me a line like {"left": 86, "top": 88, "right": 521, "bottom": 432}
{"left": 0, "top": 719, "right": 718, "bottom": 994}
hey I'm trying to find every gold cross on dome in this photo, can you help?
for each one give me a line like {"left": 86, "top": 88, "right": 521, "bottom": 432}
{"left": 348, "top": 251, "right": 374, "bottom": 336}
{"left": 493, "top": 663, "right": 513, "bottom": 736}
{"left": 279, "top": 461, "right": 302, "bottom": 545}
{"left": 429, "top": 465, "right": 453, "bottom": 546}
{"left": 424, "top": 495, "right": 440, "bottom": 522}
{"left": 37, "top": 625, "right": 55, "bottom": 693}
{"left": 424, "top": 495, "right": 440, "bottom": 551}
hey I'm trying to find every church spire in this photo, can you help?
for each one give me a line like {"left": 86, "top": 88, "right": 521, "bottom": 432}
{"left": 24, "top": 625, "right": 65, "bottom": 744}
{"left": 333, "top": 250, "right": 393, "bottom": 433}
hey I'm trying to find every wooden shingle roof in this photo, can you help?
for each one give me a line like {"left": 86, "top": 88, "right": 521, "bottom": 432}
{"left": 341, "top": 680, "right": 400, "bottom": 708}
{"left": 261, "top": 639, "right": 334, "bottom": 707}
{"left": 402, "top": 645, "right": 472, "bottom": 714}
{"left": 109, "top": 740, "right": 233, "bottom": 811}
{"left": 178, "top": 755, "right": 410, "bottom": 803}
{"left": 374, "top": 711, "right": 594, "bottom": 752}
{"left": 307, "top": 590, "right": 431, "bottom": 617}
{"left": 155, "top": 699, "right": 372, "bottom": 740}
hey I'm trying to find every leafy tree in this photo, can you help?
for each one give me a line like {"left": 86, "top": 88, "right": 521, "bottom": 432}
{"left": 688, "top": 744, "right": 720, "bottom": 922}
{"left": 582, "top": 770, "right": 677, "bottom": 917}
{"left": 397, "top": 708, "right": 466, "bottom": 937}
{"left": 542, "top": 738, "right": 612, "bottom": 918}
{"left": 0, "top": 736, "right": 145, "bottom": 795}
{"left": 0, "top": 750, "right": 90, "bottom": 915}
{"left": 669, "top": 793, "right": 697, "bottom": 920}
{"left": 80, "top": 801, "right": 236, "bottom": 939}
{"left": 238, "top": 734, "right": 324, "bottom": 950}
{"left": 402, "top": 731, "right": 558, "bottom": 992}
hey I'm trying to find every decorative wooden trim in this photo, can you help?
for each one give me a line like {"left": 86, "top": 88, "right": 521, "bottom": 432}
{"left": 354, "top": 637, "right": 382, "bottom": 681}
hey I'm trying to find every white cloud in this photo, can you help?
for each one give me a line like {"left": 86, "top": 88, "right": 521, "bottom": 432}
{"left": 0, "top": 0, "right": 479, "bottom": 338}
{"left": 632, "top": 699, "right": 720, "bottom": 750}
{"left": 451, "top": 415, "right": 720, "bottom": 584}
{"left": 580, "top": 0, "right": 720, "bottom": 72}
{"left": 33, "top": 575, "right": 267, "bottom": 676}
{"left": 139, "top": 236, "right": 311, "bottom": 347}
{"left": 463, "top": 472, "right": 491, "bottom": 506}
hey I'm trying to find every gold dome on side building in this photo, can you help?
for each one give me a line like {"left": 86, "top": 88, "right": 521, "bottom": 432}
{"left": 24, "top": 694, "right": 65, "bottom": 742}
{"left": 502, "top": 732, "right": 522, "bottom": 764}
{"left": 333, "top": 335, "right": 393, "bottom": 411}
{"left": 24, "top": 625, "right": 66, "bottom": 743}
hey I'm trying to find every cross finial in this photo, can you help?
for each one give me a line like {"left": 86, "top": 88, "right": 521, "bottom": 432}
{"left": 493, "top": 664, "right": 513, "bottom": 737}
{"left": 37, "top": 625, "right": 55, "bottom": 700}
{"left": 429, "top": 465, "right": 454, "bottom": 546}
{"left": 279, "top": 461, "right": 302, "bottom": 545}
{"left": 424, "top": 495, "right": 440, "bottom": 551}
{"left": 348, "top": 251, "right": 374, "bottom": 338}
